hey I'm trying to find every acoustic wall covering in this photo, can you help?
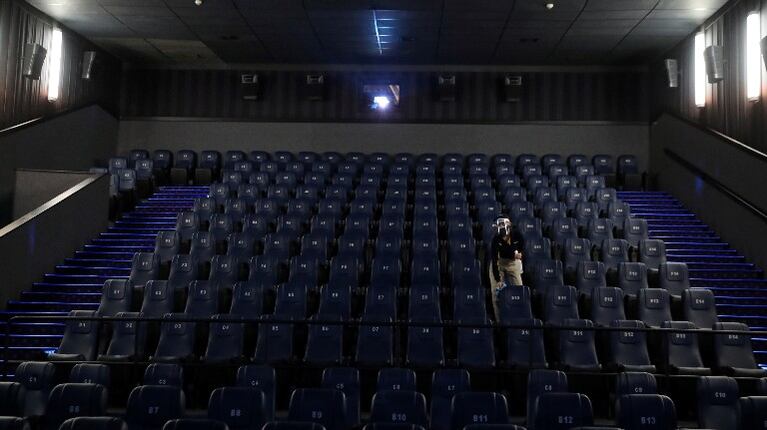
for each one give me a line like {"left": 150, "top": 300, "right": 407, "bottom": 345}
{"left": 650, "top": 0, "right": 767, "bottom": 153}
{"left": 120, "top": 68, "right": 649, "bottom": 123}
{"left": 0, "top": 0, "right": 120, "bottom": 130}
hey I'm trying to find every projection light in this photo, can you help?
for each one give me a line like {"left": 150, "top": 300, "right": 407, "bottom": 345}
{"left": 746, "top": 12, "right": 761, "bottom": 101}
{"left": 545, "top": 3, "right": 554, "bottom": 9}
{"left": 48, "top": 28, "right": 63, "bottom": 102}
{"left": 362, "top": 84, "right": 400, "bottom": 112}
{"left": 694, "top": 32, "right": 706, "bottom": 107}
{"left": 373, "top": 96, "right": 390, "bottom": 109}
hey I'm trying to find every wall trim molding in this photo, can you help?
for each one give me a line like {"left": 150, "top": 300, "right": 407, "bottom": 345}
{"left": 119, "top": 116, "right": 649, "bottom": 126}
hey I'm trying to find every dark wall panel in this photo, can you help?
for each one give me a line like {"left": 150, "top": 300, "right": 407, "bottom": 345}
{"left": 120, "top": 68, "right": 649, "bottom": 123}
{"left": 0, "top": 0, "right": 120, "bottom": 130}
{"left": 650, "top": 0, "right": 767, "bottom": 153}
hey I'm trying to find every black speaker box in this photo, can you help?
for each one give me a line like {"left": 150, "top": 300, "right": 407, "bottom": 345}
{"left": 22, "top": 43, "right": 47, "bottom": 80}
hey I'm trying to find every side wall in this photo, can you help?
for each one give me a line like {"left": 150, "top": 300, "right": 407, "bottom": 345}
{"left": 0, "top": 0, "right": 120, "bottom": 130}
{"left": 118, "top": 120, "right": 649, "bottom": 168}
{"left": 650, "top": 114, "right": 767, "bottom": 270}
{"left": 0, "top": 105, "right": 118, "bottom": 225}
{"left": 650, "top": 0, "right": 767, "bottom": 153}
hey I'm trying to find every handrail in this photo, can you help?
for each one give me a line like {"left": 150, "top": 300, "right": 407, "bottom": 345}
{"left": 0, "top": 103, "right": 116, "bottom": 138}
{"left": 664, "top": 148, "right": 767, "bottom": 223}
{"left": 0, "top": 174, "right": 105, "bottom": 238}
{"left": 658, "top": 111, "right": 767, "bottom": 163}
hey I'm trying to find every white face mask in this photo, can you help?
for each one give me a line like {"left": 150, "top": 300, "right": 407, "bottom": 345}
{"left": 495, "top": 217, "right": 511, "bottom": 235}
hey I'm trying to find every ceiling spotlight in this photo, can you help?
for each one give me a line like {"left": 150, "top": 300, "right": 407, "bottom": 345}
{"left": 545, "top": 2, "right": 554, "bottom": 9}
{"left": 194, "top": 0, "right": 203, "bottom": 5}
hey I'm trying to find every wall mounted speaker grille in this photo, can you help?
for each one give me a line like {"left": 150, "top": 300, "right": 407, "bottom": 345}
{"left": 303, "top": 74, "right": 325, "bottom": 101}
{"left": 664, "top": 59, "right": 679, "bottom": 88}
{"left": 82, "top": 51, "right": 97, "bottom": 80}
{"left": 241, "top": 74, "right": 260, "bottom": 101}
{"left": 436, "top": 74, "right": 456, "bottom": 102}
{"left": 704, "top": 45, "right": 725, "bottom": 83}
{"left": 502, "top": 75, "right": 523, "bottom": 102}
{"left": 22, "top": 43, "right": 47, "bottom": 80}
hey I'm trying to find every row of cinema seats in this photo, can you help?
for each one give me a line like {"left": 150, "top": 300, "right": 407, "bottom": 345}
{"left": 48, "top": 290, "right": 763, "bottom": 377}
{"left": 122, "top": 244, "right": 691, "bottom": 324}
{"left": 116, "top": 150, "right": 645, "bottom": 191}
{"left": 4, "top": 361, "right": 766, "bottom": 430}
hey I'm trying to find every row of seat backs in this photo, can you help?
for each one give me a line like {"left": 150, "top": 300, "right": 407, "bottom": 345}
{"left": 121, "top": 150, "right": 637, "bottom": 175}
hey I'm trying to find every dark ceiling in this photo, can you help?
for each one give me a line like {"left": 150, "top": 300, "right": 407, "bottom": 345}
{"left": 26, "top": 0, "right": 728, "bottom": 65}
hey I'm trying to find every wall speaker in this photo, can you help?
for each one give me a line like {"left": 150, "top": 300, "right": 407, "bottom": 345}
{"left": 761, "top": 36, "right": 767, "bottom": 72}
{"left": 664, "top": 59, "right": 679, "bottom": 88}
{"left": 435, "top": 74, "right": 456, "bottom": 102}
{"left": 82, "top": 51, "right": 97, "bottom": 80}
{"left": 303, "top": 74, "right": 325, "bottom": 101}
{"left": 241, "top": 73, "right": 260, "bottom": 101}
{"left": 502, "top": 75, "right": 523, "bottom": 102}
{"left": 704, "top": 45, "right": 725, "bottom": 83}
{"left": 22, "top": 43, "right": 47, "bottom": 80}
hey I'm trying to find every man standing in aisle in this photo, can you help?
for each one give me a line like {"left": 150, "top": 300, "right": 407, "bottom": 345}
{"left": 489, "top": 216, "right": 524, "bottom": 320}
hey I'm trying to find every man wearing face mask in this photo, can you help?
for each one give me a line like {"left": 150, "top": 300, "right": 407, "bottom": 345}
{"left": 489, "top": 216, "right": 524, "bottom": 319}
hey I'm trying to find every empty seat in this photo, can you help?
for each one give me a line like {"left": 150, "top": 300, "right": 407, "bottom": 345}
{"left": 230, "top": 281, "right": 264, "bottom": 317}
{"left": 357, "top": 319, "right": 394, "bottom": 366}
{"left": 531, "top": 393, "right": 593, "bottom": 430}
{"left": 589, "top": 287, "right": 625, "bottom": 327}
{"left": 152, "top": 314, "right": 196, "bottom": 362}
{"left": 558, "top": 319, "right": 600, "bottom": 371}
{"left": 682, "top": 289, "right": 718, "bottom": 329}
{"left": 523, "top": 238, "right": 552, "bottom": 267}
{"left": 45, "top": 383, "right": 108, "bottom": 430}
{"left": 144, "top": 363, "right": 183, "bottom": 387}
{"left": 498, "top": 286, "right": 533, "bottom": 323}
{"left": 585, "top": 218, "right": 613, "bottom": 247}
{"left": 155, "top": 231, "right": 180, "bottom": 265}
{"left": 449, "top": 392, "right": 509, "bottom": 430}
{"left": 457, "top": 324, "right": 496, "bottom": 368}
{"left": 70, "top": 364, "right": 110, "bottom": 387}
{"left": 600, "top": 239, "right": 629, "bottom": 273}
{"left": 319, "top": 284, "right": 352, "bottom": 321}
{"left": 254, "top": 321, "right": 294, "bottom": 363}
{"left": 274, "top": 280, "right": 308, "bottom": 320}
{"left": 364, "top": 285, "right": 397, "bottom": 322}
{"left": 236, "top": 365, "right": 276, "bottom": 421}
{"left": 660, "top": 321, "right": 710, "bottom": 375}
{"left": 185, "top": 280, "right": 221, "bottom": 316}
{"left": 430, "top": 370, "right": 470, "bottom": 430}
{"left": 190, "top": 232, "right": 215, "bottom": 264}
{"left": 574, "top": 261, "right": 607, "bottom": 298}
{"left": 562, "top": 238, "right": 592, "bottom": 280}
{"left": 0, "top": 383, "right": 23, "bottom": 416}
{"left": 203, "top": 315, "right": 244, "bottom": 363}
{"left": 163, "top": 420, "right": 227, "bottom": 430}
{"left": 59, "top": 417, "right": 127, "bottom": 430}
{"left": 287, "top": 388, "right": 348, "bottom": 430}
{"left": 658, "top": 263, "right": 690, "bottom": 299}
{"left": 126, "top": 385, "right": 185, "bottom": 430}
{"left": 739, "top": 396, "right": 767, "bottom": 430}
{"left": 370, "top": 391, "right": 428, "bottom": 427}
{"left": 175, "top": 211, "right": 200, "bottom": 243}
{"left": 304, "top": 317, "right": 343, "bottom": 365}
{"left": 100, "top": 312, "right": 146, "bottom": 361}
{"left": 168, "top": 255, "right": 198, "bottom": 293}
{"left": 377, "top": 368, "right": 416, "bottom": 392}
{"left": 637, "top": 289, "right": 672, "bottom": 328}
{"left": 322, "top": 368, "right": 360, "bottom": 427}
{"left": 638, "top": 240, "right": 666, "bottom": 273}
{"left": 209, "top": 254, "right": 238, "bottom": 286}
{"left": 622, "top": 218, "right": 648, "bottom": 247}
{"left": 530, "top": 260, "right": 564, "bottom": 298}
{"left": 617, "top": 262, "right": 648, "bottom": 298}
{"left": 606, "top": 320, "right": 655, "bottom": 373}
{"left": 526, "top": 369, "right": 567, "bottom": 425}
{"left": 506, "top": 318, "right": 547, "bottom": 368}
{"left": 543, "top": 285, "right": 579, "bottom": 326}
{"left": 129, "top": 252, "right": 160, "bottom": 289}
{"left": 208, "top": 387, "right": 267, "bottom": 430}
{"left": 713, "top": 322, "right": 766, "bottom": 376}
{"left": 616, "top": 394, "right": 676, "bottom": 430}
{"left": 696, "top": 376, "right": 739, "bottom": 430}
{"left": 98, "top": 279, "right": 133, "bottom": 317}
{"left": 50, "top": 310, "right": 99, "bottom": 361}
{"left": 14, "top": 361, "right": 55, "bottom": 416}
{"left": 615, "top": 372, "right": 657, "bottom": 401}
{"left": 406, "top": 324, "right": 445, "bottom": 368}
{"left": 141, "top": 281, "right": 174, "bottom": 317}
